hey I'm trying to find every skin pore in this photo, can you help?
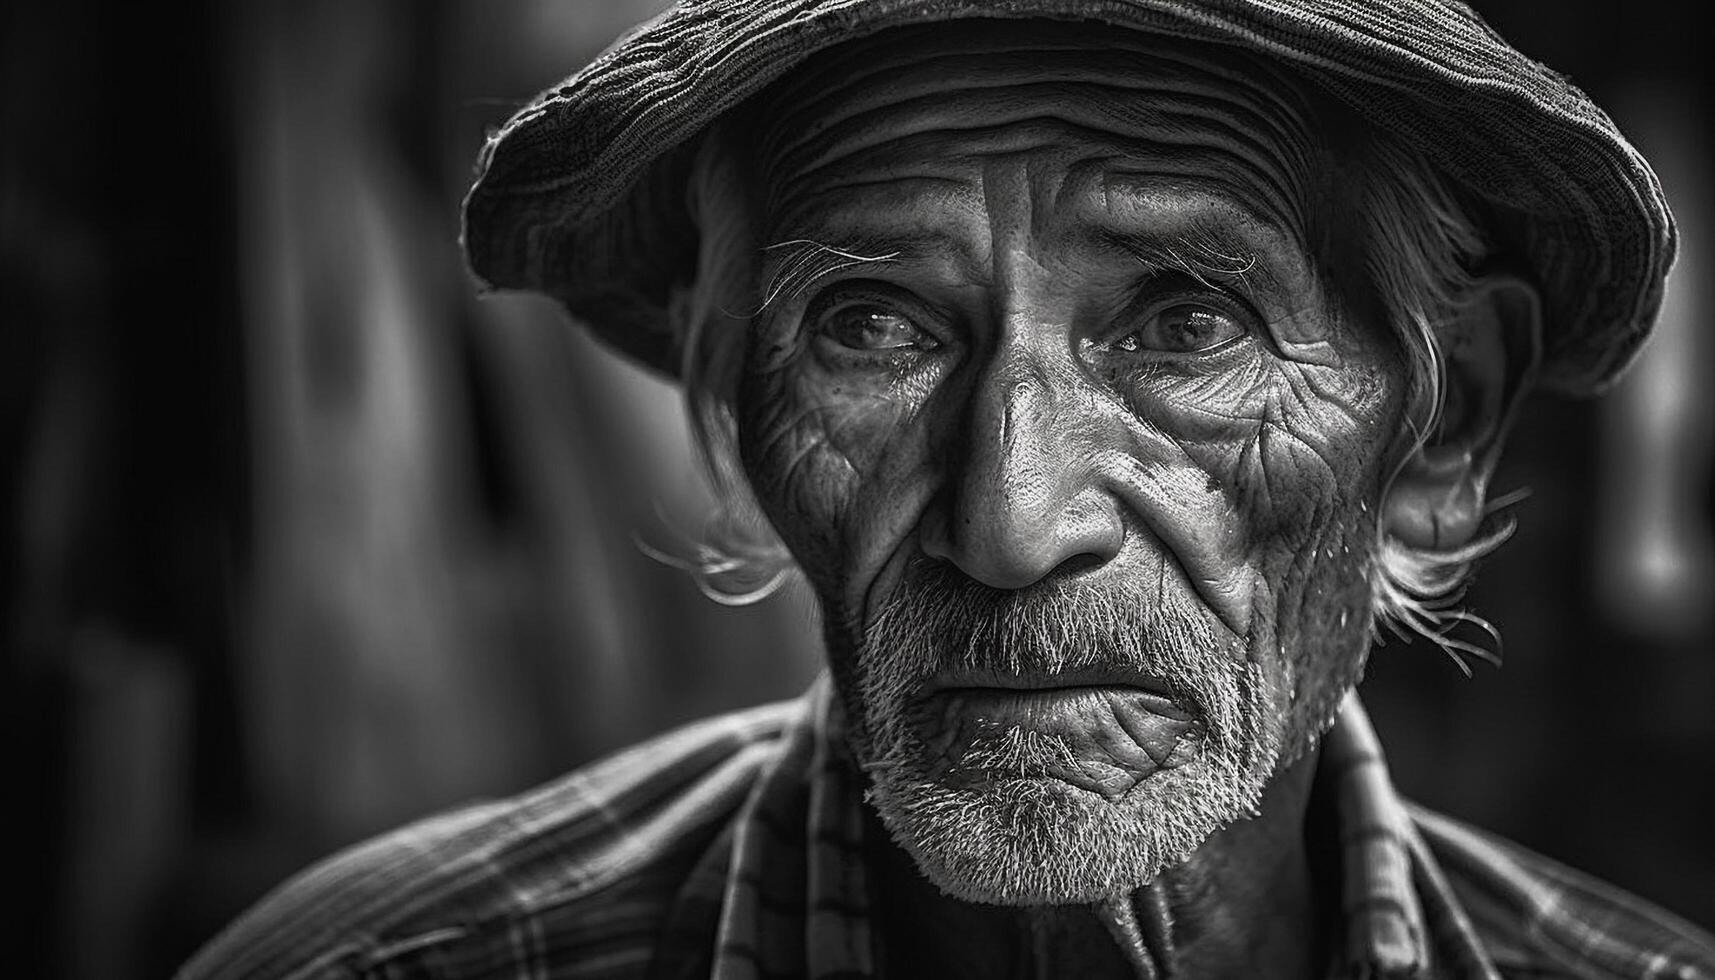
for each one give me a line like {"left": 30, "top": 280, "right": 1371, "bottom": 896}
{"left": 714, "top": 20, "right": 1530, "bottom": 980}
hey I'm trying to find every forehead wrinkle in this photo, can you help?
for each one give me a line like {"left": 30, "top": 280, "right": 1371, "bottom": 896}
{"left": 768, "top": 171, "right": 985, "bottom": 244}
{"left": 753, "top": 23, "right": 1323, "bottom": 158}
{"left": 767, "top": 172, "right": 976, "bottom": 241}
{"left": 753, "top": 25, "right": 1328, "bottom": 188}
{"left": 791, "top": 150, "right": 1312, "bottom": 308}
{"left": 757, "top": 52, "right": 1174, "bottom": 170}
{"left": 1128, "top": 103, "right": 1317, "bottom": 238}
{"left": 765, "top": 83, "right": 1320, "bottom": 212}
{"left": 773, "top": 120, "right": 1315, "bottom": 256}
{"left": 758, "top": 78, "right": 1326, "bottom": 272}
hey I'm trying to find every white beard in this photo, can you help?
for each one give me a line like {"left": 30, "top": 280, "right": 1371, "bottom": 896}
{"left": 847, "top": 564, "right": 1293, "bottom": 906}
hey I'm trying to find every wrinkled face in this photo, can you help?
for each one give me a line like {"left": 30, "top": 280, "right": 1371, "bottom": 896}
{"left": 733, "top": 23, "right": 1408, "bottom": 905}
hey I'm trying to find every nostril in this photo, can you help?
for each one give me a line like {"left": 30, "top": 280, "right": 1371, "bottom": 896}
{"left": 916, "top": 498, "right": 956, "bottom": 563}
{"left": 1050, "top": 552, "right": 1109, "bottom": 580}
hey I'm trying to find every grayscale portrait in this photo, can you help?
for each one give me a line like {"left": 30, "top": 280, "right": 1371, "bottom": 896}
{"left": 10, "top": 1, "right": 1708, "bottom": 978}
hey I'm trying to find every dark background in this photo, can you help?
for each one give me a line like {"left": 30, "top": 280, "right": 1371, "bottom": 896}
{"left": 4, "top": 1, "right": 1710, "bottom": 977}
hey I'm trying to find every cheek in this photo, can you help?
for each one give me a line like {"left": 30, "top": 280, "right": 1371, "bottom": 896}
{"left": 1117, "top": 339, "right": 1402, "bottom": 658}
{"left": 1121, "top": 350, "right": 1395, "bottom": 544}
{"left": 1233, "top": 358, "right": 1401, "bottom": 706}
{"left": 1244, "top": 363, "right": 1398, "bottom": 543}
{"left": 736, "top": 351, "right": 935, "bottom": 602}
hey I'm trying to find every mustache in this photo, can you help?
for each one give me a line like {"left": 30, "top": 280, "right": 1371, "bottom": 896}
{"left": 861, "top": 559, "right": 1237, "bottom": 695}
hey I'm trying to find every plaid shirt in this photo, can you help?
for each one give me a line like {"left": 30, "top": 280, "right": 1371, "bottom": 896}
{"left": 181, "top": 678, "right": 1715, "bottom": 979}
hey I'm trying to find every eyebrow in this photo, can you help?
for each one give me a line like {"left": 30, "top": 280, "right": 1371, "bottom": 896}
{"left": 754, "top": 223, "right": 984, "bottom": 314}
{"left": 756, "top": 238, "right": 902, "bottom": 313}
{"left": 1088, "top": 169, "right": 1310, "bottom": 286}
{"left": 1096, "top": 230, "right": 1261, "bottom": 291}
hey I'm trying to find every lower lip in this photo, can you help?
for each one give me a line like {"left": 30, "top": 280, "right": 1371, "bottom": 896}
{"left": 912, "top": 685, "right": 1204, "bottom": 794}
{"left": 931, "top": 685, "right": 1193, "bottom": 723}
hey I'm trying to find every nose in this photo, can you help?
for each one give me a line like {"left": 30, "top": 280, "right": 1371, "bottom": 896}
{"left": 920, "top": 347, "right": 1125, "bottom": 590}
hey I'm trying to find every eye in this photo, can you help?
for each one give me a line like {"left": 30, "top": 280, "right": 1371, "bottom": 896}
{"left": 805, "top": 284, "right": 944, "bottom": 356}
{"left": 1111, "top": 302, "right": 1246, "bottom": 355}
{"left": 823, "top": 304, "right": 931, "bottom": 351}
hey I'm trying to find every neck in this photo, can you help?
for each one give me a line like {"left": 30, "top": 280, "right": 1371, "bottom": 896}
{"left": 868, "top": 751, "right": 1328, "bottom": 980}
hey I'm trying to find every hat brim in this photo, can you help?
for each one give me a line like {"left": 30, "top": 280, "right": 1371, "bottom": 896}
{"left": 462, "top": 0, "right": 1674, "bottom": 397}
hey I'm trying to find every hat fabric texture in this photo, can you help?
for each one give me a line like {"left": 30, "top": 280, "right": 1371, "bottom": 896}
{"left": 461, "top": 0, "right": 1674, "bottom": 397}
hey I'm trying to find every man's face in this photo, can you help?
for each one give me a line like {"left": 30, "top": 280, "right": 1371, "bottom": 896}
{"left": 733, "top": 23, "right": 1408, "bottom": 904}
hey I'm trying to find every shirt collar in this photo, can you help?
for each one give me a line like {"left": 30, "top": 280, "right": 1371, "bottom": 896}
{"left": 1321, "top": 694, "right": 1499, "bottom": 978}
{"left": 705, "top": 678, "right": 1500, "bottom": 979}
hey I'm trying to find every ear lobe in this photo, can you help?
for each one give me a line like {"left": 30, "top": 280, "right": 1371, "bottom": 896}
{"left": 1382, "top": 274, "right": 1542, "bottom": 551}
{"left": 1383, "top": 445, "right": 1486, "bottom": 550}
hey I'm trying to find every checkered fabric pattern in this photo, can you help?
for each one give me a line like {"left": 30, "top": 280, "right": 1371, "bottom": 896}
{"left": 180, "top": 678, "right": 1715, "bottom": 979}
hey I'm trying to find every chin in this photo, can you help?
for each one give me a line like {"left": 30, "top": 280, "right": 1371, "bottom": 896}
{"left": 862, "top": 666, "right": 1286, "bottom": 906}
{"left": 870, "top": 754, "right": 1278, "bottom": 905}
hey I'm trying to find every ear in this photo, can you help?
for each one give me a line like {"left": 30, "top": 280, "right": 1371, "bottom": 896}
{"left": 1381, "top": 274, "right": 1542, "bottom": 550}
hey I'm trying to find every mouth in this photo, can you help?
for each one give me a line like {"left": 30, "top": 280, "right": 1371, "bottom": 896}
{"left": 908, "top": 670, "right": 1206, "bottom": 798}
{"left": 922, "top": 666, "right": 1182, "bottom": 699}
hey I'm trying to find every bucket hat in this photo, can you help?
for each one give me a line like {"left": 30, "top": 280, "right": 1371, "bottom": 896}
{"left": 461, "top": 0, "right": 1674, "bottom": 397}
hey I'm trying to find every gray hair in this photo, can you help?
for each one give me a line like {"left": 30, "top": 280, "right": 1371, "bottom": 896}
{"left": 656, "top": 119, "right": 1513, "bottom": 667}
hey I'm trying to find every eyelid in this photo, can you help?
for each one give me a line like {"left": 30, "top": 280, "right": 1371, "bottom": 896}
{"left": 1100, "top": 276, "right": 1264, "bottom": 353}
{"left": 803, "top": 279, "right": 955, "bottom": 344}
{"left": 1137, "top": 270, "right": 1258, "bottom": 316}
{"left": 1143, "top": 271, "right": 1295, "bottom": 359}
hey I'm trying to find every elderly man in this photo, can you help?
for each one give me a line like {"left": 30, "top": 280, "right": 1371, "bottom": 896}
{"left": 183, "top": 1, "right": 1713, "bottom": 977}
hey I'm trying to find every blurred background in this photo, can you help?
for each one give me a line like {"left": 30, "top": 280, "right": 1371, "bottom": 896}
{"left": 2, "top": 1, "right": 1710, "bottom": 976}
